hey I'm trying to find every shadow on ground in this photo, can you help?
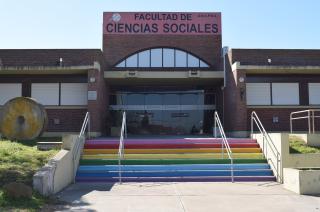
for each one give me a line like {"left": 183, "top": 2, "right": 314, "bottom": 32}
{"left": 53, "top": 183, "right": 116, "bottom": 211}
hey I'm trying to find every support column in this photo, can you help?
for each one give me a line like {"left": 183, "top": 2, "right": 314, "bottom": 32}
{"left": 224, "top": 57, "right": 248, "bottom": 137}
{"left": 87, "top": 62, "right": 108, "bottom": 137}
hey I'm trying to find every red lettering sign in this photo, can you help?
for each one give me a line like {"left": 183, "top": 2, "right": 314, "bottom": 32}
{"left": 103, "top": 12, "right": 221, "bottom": 35}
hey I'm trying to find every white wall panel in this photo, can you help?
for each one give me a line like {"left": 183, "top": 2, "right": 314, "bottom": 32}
{"left": 0, "top": 83, "right": 22, "bottom": 105}
{"left": 272, "top": 83, "right": 299, "bottom": 105}
{"left": 246, "top": 83, "right": 271, "bottom": 105}
{"left": 31, "top": 83, "right": 59, "bottom": 105}
{"left": 309, "top": 83, "right": 320, "bottom": 105}
{"left": 61, "top": 83, "right": 88, "bottom": 105}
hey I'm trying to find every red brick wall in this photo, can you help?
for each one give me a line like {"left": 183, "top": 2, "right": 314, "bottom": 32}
{"left": 247, "top": 108, "right": 320, "bottom": 132}
{"left": 103, "top": 34, "right": 222, "bottom": 70}
{"left": 87, "top": 69, "right": 108, "bottom": 134}
{"left": 46, "top": 109, "right": 87, "bottom": 132}
{"left": 225, "top": 49, "right": 320, "bottom": 134}
{"left": 231, "top": 49, "right": 320, "bottom": 66}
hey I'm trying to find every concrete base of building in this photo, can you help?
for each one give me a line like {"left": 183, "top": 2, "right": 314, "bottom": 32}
{"left": 226, "top": 131, "right": 249, "bottom": 138}
{"left": 42, "top": 131, "right": 102, "bottom": 138}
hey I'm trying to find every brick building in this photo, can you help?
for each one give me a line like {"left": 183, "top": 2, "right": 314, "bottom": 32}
{"left": 0, "top": 12, "right": 319, "bottom": 137}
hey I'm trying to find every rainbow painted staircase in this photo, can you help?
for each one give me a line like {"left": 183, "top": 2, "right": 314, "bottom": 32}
{"left": 76, "top": 137, "right": 276, "bottom": 182}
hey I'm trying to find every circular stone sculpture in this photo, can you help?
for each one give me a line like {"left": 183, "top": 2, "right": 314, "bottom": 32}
{"left": 0, "top": 97, "right": 47, "bottom": 140}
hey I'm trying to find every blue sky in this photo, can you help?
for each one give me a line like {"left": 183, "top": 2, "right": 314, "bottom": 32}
{"left": 0, "top": 0, "right": 319, "bottom": 49}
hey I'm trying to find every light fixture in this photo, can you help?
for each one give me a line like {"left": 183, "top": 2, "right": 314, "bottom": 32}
{"left": 268, "top": 58, "right": 272, "bottom": 64}
{"left": 239, "top": 77, "right": 245, "bottom": 83}
{"left": 59, "top": 57, "right": 63, "bottom": 67}
{"left": 89, "top": 77, "right": 96, "bottom": 83}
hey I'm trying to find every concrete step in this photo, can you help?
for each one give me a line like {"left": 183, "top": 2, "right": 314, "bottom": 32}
{"left": 78, "top": 164, "right": 271, "bottom": 172}
{"left": 79, "top": 158, "right": 268, "bottom": 165}
{"left": 75, "top": 176, "right": 276, "bottom": 183}
{"left": 83, "top": 148, "right": 262, "bottom": 154}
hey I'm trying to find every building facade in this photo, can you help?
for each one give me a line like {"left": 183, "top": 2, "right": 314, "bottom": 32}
{"left": 0, "top": 12, "right": 319, "bottom": 137}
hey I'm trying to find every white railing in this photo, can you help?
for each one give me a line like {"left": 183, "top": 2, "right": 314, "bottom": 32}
{"left": 118, "top": 111, "right": 127, "bottom": 184}
{"left": 290, "top": 109, "right": 320, "bottom": 134}
{"left": 72, "top": 112, "right": 90, "bottom": 182}
{"left": 214, "top": 111, "right": 234, "bottom": 182}
{"left": 251, "top": 111, "right": 282, "bottom": 182}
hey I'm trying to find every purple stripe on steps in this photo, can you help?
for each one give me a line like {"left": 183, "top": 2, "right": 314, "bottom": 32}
{"left": 76, "top": 176, "right": 276, "bottom": 183}
{"left": 85, "top": 139, "right": 257, "bottom": 145}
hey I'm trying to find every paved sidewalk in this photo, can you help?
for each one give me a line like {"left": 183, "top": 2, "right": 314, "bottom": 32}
{"left": 55, "top": 182, "right": 320, "bottom": 212}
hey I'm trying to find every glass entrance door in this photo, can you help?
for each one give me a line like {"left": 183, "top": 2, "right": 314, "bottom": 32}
{"left": 109, "top": 90, "right": 215, "bottom": 135}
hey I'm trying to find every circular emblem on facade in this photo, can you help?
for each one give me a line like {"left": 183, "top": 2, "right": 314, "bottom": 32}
{"left": 112, "top": 13, "right": 121, "bottom": 22}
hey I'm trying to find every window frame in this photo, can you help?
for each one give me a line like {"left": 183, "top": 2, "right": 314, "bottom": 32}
{"left": 308, "top": 83, "right": 320, "bottom": 105}
{"left": 0, "top": 83, "right": 22, "bottom": 105}
{"left": 245, "top": 82, "right": 301, "bottom": 106}
{"left": 115, "top": 47, "right": 210, "bottom": 68}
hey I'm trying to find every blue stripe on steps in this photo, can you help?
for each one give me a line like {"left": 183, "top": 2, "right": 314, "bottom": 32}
{"left": 77, "top": 164, "right": 271, "bottom": 172}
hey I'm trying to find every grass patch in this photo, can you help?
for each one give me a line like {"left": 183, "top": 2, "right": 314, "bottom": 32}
{"left": 289, "top": 136, "right": 320, "bottom": 154}
{"left": 0, "top": 190, "right": 49, "bottom": 211}
{"left": 0, "top": 139, "right": 59, "bottom": 186}
{"left": 0, "top": 138, "right": 60, "bottom": 211}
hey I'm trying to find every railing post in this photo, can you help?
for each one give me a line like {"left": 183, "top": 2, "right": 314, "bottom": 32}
{"left": 263, "top": 135, "right": 265, "bottom": 156}
{"left": 118, "top": 157, "right": 122, "bottom": 184}
{"left": 308, "top": 111, "right": 311, "bottom": 134}
{"left": 251, "top": 113, "right": 253, "bottom": 139}
{"left": 88, "top": 113, "right": 91, "bottom": 139}
{"left": 290, "top": 113, "right": 293, "bottom": 134}
{"left": 214, "top": 114, "right": 217, "bottom": 138}
{"left": 276, "top": 154, "right": 279, "bottom": 181}
{"left": 312, "top": 110, "right": 315, "bottom": 134}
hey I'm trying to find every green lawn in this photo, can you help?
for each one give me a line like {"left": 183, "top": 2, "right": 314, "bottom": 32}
{"left": 289, "top": 136, "right": 320, "bottom": 154}
{"left": 0, "top": 138, "right": 60, "bottom": 211}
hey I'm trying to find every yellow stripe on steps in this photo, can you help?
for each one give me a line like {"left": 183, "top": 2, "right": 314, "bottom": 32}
{"left": 81, "top": 153, "right": 264, "bottom": 160}
{"left": 83, "top": 148, "right": 261, "bottom": 154}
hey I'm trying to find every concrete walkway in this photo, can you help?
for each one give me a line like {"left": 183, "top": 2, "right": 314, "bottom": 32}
{"left": 55, "top": 182, "right": 320, "bottom": 212}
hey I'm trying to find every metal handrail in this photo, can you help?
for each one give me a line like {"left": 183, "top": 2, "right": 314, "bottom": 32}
{"left": 73, "top": 112, "right": 90, "bottom": 182}
{"left": 251, "top": 111, "right": 281, "bottom": 182}
{"left": 290, "top": 109, "right": 320, "bottom": 134}
{"left": 214, "top": 111, "right": 234, "bottom": 182}
{"left": 118, "top": 111, "right": 127, "bottom": 184}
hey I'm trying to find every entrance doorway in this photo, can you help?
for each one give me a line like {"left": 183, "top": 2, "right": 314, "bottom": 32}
{"left": 109, "top": 89, "right": 215, "bottom": 135}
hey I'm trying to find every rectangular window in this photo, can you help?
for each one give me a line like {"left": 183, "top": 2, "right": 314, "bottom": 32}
{"left": 187, "top": 54, "right": 200, "bottom": 67}
{"left": 175, "top": 50, "right": 187, "bottom": 67}
{"left": 116, "top": 61, "right": 125, "bottom": 68}
{"left": 31, "top": 83, "right": 59, "bottom": 105}
{"left": 150, "top": 48, "right": 162, "bottom": 67}
{"left": 0, "top": 83, "right": 22, "bottom": 105}
{"left": 163, "top": 49, "right": 175, "bottom": 67}
{"left": 272, "top": 83, "right": 299, "bottom": 105}
{"left": 200, "top": 60, "right": 209, "bottom": 68}
{"left": 309, "top": 83, "right": 320, "bottom": 105}
{"left": 60, "top": 83, "right": 88, "bottom": 105}
{"left": 138, "top": 50, "right": 150, "bottom": 67}
{"left": 246, "top": 83, "right": 271, "bottom": 105}
{"left": 126, "top": 54, "right": 138, "bottom": 67}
